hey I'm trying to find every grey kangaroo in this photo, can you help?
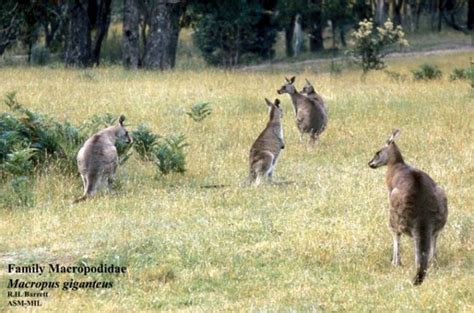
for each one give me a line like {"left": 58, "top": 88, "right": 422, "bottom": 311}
{"left": 247, "top": 98, "right": 284, "bottom": 185}
{"left": 75, "top": 115, "right": 132, "bottom": 202}
{"left": 300, "top": 78, "right": 326, "bottom": 108}
{"left": 368, "top": 129, "right": 448, "bottom": 285}
{"left": 277, "top": 76, "right": 327, "bottom": 145}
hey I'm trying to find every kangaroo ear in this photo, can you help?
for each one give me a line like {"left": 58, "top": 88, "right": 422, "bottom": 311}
{"left": 274, "top": 98, "right": 280, "bottom": 107}
{"left": 264, "top": 98, "right": 272, "bottom": 107}
{"left": 119, "top": 115, "right": 126, "bottom": 126}
{"left": 387, "top": 129, "right": 401, "bottom": 144}
{"left": 290, "top": 76, "right": 295, "bottom": 84}
{"left": 285, "top": 76, "right": 290, "bottom": 83}
{"left": 305, "top": 78, "right": 311, "bottom": 85}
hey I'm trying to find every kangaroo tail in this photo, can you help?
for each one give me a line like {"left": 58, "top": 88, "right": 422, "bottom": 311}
{"left": 413, "top": 228, "right": 431, "bottom": 286}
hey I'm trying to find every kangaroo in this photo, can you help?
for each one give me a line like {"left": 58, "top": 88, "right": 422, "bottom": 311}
{"left": 300, "top": 78, "right": 325, "bottom": 108}
{"left": 277, "top": 76, "right": 327, "bottom": 145}
{"left": 75, "top": 115, "right": 132, "bottom": 202}
{"left": 368, "top": 129, "right": 448, "bottom": 285}
{"left": 247, "top": 98, "right": 284, "bottom": 185}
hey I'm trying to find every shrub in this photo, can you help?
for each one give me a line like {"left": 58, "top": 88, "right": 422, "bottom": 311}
{"left": 466, "top": 67, "right": 474, "bottom": 88}
{"left": 191, "top": 1, "right": 278, "bottom": 66}
{"left": 449, "top": 68, "right": 466, "bottom": 81}
{"left": 131, "top": 124, "right": 159, "bottom": 161}
{"left": 186, "top": 102, "right": 212, "bottom": 122}
{"left": 151, "top": 134, "right": 188, "bottom": 175}
{"left": 384, "top": 70, "right": 407, "bottom": 82}
{"left": 30, "top": 44, "right": 50, "bottom": 66}
{"left": 412, "top": 64, "right": 442, "bottom": 81}
{"left": 348, "top": 19, "right": 408, "bottom": 73}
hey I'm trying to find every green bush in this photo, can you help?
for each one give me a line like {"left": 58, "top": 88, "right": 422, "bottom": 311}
{"left": 151, "top": 134, "right": 188, "bottom": 175}
{"left": 449, "top": 68, "right": 466, "bottom": 81}
{"left": 131, "top": 124, "right": 159, "bottom": 161}
{"left": 412, "top": 64, "right": 442, "bottom": 81}
{"left": 186, "top": 102, "right": 212, "bottom": 122}
{"left": 191, "top": 1, "right": 277, "bottom": 66}
{"left": 348, "top": 19, "right": 408, "bottom": 73}
{"left": 30, "top": 44, "right": 50, "bottom": 66}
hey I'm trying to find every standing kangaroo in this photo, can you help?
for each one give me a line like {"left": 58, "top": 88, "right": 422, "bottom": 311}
{"left": 300, "top": 78, "right": 325, "bottom": 108}
{"left": 75, "top": 115, "right": 132, "bottom": 202}
{"left": 277, "top": 76, "right": 327, "bottom": 145}
{"left": 247, "top": 98, "right": 285, "bottom": 185}
{"left": 368, "top": 129, "right": 448, "bottom": 285}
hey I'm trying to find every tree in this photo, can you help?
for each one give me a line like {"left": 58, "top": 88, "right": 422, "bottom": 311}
{"left": 143, "top": 1, "right": 185, "bottom": 70}
{"left": 122, "top": 0, "right": 140, "bottom": 68}
{"left": 65, "top": 0, "right": 91, "bottom": 67}
{"left": 65, "top": 0, "right": 112, "bottom": 67}
{"left": 122, "top": 0, "right": 187, "bottom": 70}
{"left": 469, "top": 0, "right": 474, "bottom": 30}
{"left": 191, "top": 0, "right": 278, "bottom": 66}
{"left": 0, "top": 1, "right": 66, "bottom": 59}
{"left": 276, "top": 0, "right": 324, "bottom": 55}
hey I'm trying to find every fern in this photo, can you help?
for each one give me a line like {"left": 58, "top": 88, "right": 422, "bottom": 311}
{"left": 186, "top": 102, "right": 212, "bottom": 122}
{"left": 131, "top": 123, "right": 159, "bottom": 160}
{"left": 152, "top": 134, "right": 189, "bottom": 175}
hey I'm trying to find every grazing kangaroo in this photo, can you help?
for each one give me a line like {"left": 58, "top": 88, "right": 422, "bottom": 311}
{"left": 300, "top": 78, "right": 325, "bottom": 108}
{"left": 247, "top": 98, "right": 285, "bottom": 185}
{"left": 75, "top": 115, "right": 132, "bottom": 202}
{"left": 277, "top": 76, "right": 327, "bottom": 145}
{"left": 368, "top": 129, "right": 448, "bottom": 285}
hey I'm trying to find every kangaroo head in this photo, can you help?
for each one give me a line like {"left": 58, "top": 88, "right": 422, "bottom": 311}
{"left": 300, "top": 78, "right": 315, "bottom": 95}
{"left": 277, "top": 76, "right": 296, "bottom": 94}
{"left": 265, "top": 98, "right": 283, "bottom": 120}
{"left": 115, "top": 115, "right": 132, "bottom": 144}
{"left": 368, "top": 129, "right": 401, "bottom": 168}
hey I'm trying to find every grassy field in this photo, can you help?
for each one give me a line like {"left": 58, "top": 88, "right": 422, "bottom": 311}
{"left": 0, "top": 52, "right": 473, "bottom": 311}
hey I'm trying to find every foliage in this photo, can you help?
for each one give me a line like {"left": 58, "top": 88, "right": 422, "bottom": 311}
{"left": 412, "top": 64, "right": 442, "bottom": 80}
{"left": 131, "top": 123, "right": 159, "bottom": 161}
{"left": 0, "top": 176, "right": 34, "bottom": 208}
{"left": 449, "top": 67, "right": 474, "bottom": 87}
{"left": 30, "top": 44, "right": 50, "bottom": 65}
{"left": 190, "top": 0, "right": 278, "bottom": 66}
{"left": 384, "top": 70, "right": 407, "bottom": 82}
{"left": 151, "top": 134, "right": 189, "bottom": 175}
{"left": 348, "top": 19, "right": 408, "bottom": 73}
{"left": 467, "top": 67, "right": 474, "bottom": 88}
{"left": 186, "top": 102, "right": 212, "bottom": 122}
{"left": 449, "top": 68, "right": 467, "bottom": 80}
{"left": 0, "top": 93, "right": 136, "bottom": 178}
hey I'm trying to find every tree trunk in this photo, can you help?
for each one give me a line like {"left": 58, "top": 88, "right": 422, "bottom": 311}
{"left": 407, "top": 0, "right": 418, "bottom": 31}
{"left": 143, "top": 1, "right": 184, "bottom": 70}
{"left": 122, "top": 0, "right": 140, "bottom": 68}
{"left": 91, "top": 0, "right": 112, "bottom": 66}
{"left": 469, "top": 0, "right": 474, "bottom": 30}
{"left": 393, "top": 0, "right": 404, "bottom": 26}
{"left": 375, "top": 0, "right": 388, "bottom": 24}
{"left": 331, "top": 20, "right": 337, "bottom": 49}
{"left": 284, "top": 18, "right": 294, "bottom": 57}
{"left": 65, "top": 0, "right": 91, "bottom": 67}
{"left": 340, "top": 25, "right": 346, "bottom": 47}
{"left": 308, "top": 0, "right": 324, "bottom": 52}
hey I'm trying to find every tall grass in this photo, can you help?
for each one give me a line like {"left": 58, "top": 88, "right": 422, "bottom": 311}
{"left": 0, "top": 52, "right": 472, "bottom": 311}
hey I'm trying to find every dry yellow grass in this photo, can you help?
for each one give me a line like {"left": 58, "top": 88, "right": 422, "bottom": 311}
{"left": 0, "top": 51, "right": 473, "bottom": 311}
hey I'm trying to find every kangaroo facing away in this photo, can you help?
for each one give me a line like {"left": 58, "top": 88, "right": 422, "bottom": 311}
{"left": 247, "top": 98, "right": 284, "bottom": 186}
{"left": 75, "top": 115, "right": 132, "bottom": 202}
{"left": 300, "top": 78, "right": 325, "bottom": 108}
{"left": 368, "top": 129, "right": 448, "bottom": 285}
{"left": 277, "top": 76, "right": 327, "bottom": 145}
